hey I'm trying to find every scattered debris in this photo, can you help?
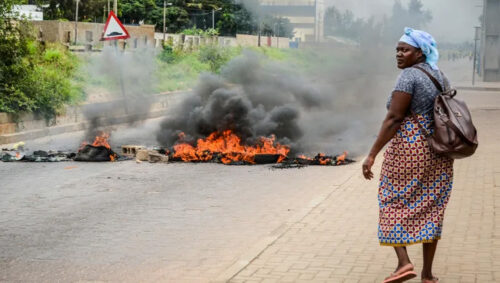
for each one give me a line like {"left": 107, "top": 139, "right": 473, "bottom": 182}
{"left": 271, "top": 163, "right": 307, "bottom": 170}
{"left": 24, "top": 151, "right": 73, "bottom": 162}
{"left": 12, "top": 141, "right": 25, "bottom": 150}
{"left": 1, "top": 140, "right": 353, "bottom": 167}
{"left": 147, "top": 151, "right": 169, "bottom": 163}
{"left": 121, "top": 145, "right": 146, "bottom": 157}
{"left": 75, "top": 145, "right": 118, "bottom": 162}
{"left": 1, "top": 148, "right": 74, "bottom": 162}
{"left": 271, "top": 153, "right": 355, "bottom": 169}
{"left": 135, "top": 149, "right": 169, "bottom": 163}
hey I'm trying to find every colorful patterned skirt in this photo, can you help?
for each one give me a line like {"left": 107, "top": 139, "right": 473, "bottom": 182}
{"left": 378, "top": 114, "right": 454, "bottom": 246}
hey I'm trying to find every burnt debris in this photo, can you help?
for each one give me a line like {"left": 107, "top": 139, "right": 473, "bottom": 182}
{"left": 74, "top": 145, "right": 118, "bottom": 162}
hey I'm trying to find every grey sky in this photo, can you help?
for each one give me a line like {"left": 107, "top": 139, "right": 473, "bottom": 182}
{"left": 325, "top": 0, "right": 483, "bottom": 42}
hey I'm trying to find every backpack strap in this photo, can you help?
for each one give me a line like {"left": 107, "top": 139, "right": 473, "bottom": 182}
{"left": 409, "top": 65, "right": 443, "bottom": 138}
{"left": 413, "top": 66, "right": 444, "bottom": 92}
{"left": 410, "top": 112, "right": 431, "bottom": 137}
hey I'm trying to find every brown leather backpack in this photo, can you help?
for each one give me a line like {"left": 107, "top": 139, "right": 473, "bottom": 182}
{"left": 412, "top": 66, "right": 478, "bottom": 159}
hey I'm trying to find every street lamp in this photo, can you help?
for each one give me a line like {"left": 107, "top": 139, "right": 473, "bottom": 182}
{"left": 212, "top": 7, "right": 222, "bottom": 30}
{"left": 163, "top": 1, "right": 173, "bottom": 43}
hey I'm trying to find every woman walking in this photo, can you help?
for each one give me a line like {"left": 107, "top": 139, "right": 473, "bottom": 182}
{"left": 362, "top": 28, "right": 453, "bottom": 283}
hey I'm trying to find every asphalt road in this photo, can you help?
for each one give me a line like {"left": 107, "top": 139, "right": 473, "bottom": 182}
{"left": 0, "top": 148, "right": 357, "bottom": 282}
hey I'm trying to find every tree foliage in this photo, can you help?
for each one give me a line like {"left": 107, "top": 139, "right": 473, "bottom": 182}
{"left": 36, "top": 0, "right": 293, "bottom": 37}
{"left": 0, "top": 0, "right": 81, "bottom": 118}
{"left": 385, "top": 0, "right": 432, "bottom": 41}
{"left": 324, "top": 0, "right": 432, "bottom": 45}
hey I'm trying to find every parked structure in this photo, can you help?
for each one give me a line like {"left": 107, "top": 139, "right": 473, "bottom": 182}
{"left": 259, "top": 0, "right": 325, "bottom": 42}
{"left": 32, "top": 21, "right": 155, "bottom": 49}
{"left": 480, "top": 0, "right": 500, "bottom": 81}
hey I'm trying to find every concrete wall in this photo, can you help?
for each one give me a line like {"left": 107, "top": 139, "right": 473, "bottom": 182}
{"left": 32, "top": 21, "right": 61, "bottom": 42}
{"left": 236, "top": 34, "right": 290, "bottom": 48}
{"left": 481, "top": 0, "right": 500, "bottom": 82}
{"left": 153, "top": 33, "right": 238, "bottom": 49}
{"left": 0, "top": 93, "right": 182, "bottom": 145}
{"left": 33, "top": 21, "right": 155, "bottom": 49}
{"left": 32, "top": 22, "right": 289, "bottom": 51}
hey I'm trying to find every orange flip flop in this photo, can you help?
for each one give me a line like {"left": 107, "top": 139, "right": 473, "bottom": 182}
{"left": 382, "top": 263, "right": 418, "bottom": 283}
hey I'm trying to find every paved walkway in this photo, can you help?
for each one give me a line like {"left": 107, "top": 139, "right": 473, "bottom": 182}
{"left": 225, "top": 91, "right": 500, "bottom": 282}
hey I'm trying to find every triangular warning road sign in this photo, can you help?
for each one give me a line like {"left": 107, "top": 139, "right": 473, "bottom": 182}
{"left": 101, "top": 11, "right": 130, "bottom": 41}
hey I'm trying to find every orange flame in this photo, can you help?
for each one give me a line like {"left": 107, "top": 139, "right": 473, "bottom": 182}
{"left": 316, "top": 153, "right": 332, "bottom": 165}
{"left": 336, "top": 151, "right": 348, "bottom": 165}
{"left": 297, "top": 154, "right": 312, "bottom": 160}
{"left": 91, "top": 132, "right": 111, "bottom": 149}
{"left": 173, "top": 130, "right": 290, "bottom": 164}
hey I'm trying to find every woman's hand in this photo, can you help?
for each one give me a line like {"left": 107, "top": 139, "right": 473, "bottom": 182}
{"left": 362, "top": 155, "right": 375, "bottom": 180}
{"left": 362, "top": 91, "right": 411, "bottom": 181}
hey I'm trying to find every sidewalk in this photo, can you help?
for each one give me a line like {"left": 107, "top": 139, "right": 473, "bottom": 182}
{"left": 223, "top": 92, "right": 500, "bottom": 282}
{"left": 455, "top": 81, "right": 500, "bottom": 92}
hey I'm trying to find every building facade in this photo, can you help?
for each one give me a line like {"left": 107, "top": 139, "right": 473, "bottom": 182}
{"left": 480, "top": 0, "right": 500, "bottom": 81}
{"left": 259, "top": 0, "right": 325, "bottom": 42}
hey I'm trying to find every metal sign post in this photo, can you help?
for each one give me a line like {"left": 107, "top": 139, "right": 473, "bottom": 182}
{"left": 101, "top": 11, "right": 131, "bottom": 114}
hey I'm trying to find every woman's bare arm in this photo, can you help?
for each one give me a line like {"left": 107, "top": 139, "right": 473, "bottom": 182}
{"left": 362, "top": 91, "right": 412, "bottom": 180}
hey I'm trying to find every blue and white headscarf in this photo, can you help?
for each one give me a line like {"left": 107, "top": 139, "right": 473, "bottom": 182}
{"left": 399, "top": 27, "right": 439, "bottom": 70}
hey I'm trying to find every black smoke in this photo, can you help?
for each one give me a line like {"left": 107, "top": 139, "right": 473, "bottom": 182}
{"left": 156, "top": 51, "right": 328, "bottom": 153}
{"left": 156, "top": 47, "right": 390, "bottom": 156}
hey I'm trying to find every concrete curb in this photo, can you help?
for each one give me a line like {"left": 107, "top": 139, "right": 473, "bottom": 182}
{"left": 456, "top": 86, "right": 500, "bottom": 92}
{"left": 0, "top": 90, "right": 189, "bottom": 146}
{"left": 0, "top": 109, "right": 169, "bottom": 146}
{"left": 212, "top": 173, "right": 355, "bottom": 283}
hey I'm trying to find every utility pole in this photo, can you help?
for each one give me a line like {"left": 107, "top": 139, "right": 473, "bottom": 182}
{"left": 472, "top": 26, "right": 481, "bottom": 86}
{"left": 163, "top": 1, "right": 172, "bottom": 44}
{"left": 74, "top": 0, "right": 79, "bottom": 45}
{"left": 276, "top": 17, "right": 280, "bottom": 48}
{"left": 163, "top": 0, "right": 167, "bottom": 42}
{"left": 258, "top": 21, "right": 261, "bottom": 47}
{"left": 113, "top": 0, "right": 117, "bottom": 14}
{"left": 107, "top": 0, "right": 110, "bottom": 15}
{"left": 212, "top": 8, "right": 221, "bottom": 30}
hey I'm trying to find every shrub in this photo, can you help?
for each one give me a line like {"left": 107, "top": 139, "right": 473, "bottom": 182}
{"left": 0, "top": 1, "right": 82, "bottom": 119}
{"left": 198, "top": 45, "right": 240, "bottom": 73}
{"left": 181, "top": 27, "right": 203, "bottom": 35}
{"left": 159, "top": 45, "right": 176, "bottom": 63}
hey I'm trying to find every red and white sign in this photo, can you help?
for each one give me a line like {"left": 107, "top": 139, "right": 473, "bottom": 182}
{"left": 101, "top": 11, "right": 130, "bottom": 41}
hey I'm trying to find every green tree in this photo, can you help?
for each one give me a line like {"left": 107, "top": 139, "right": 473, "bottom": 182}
{"left": 149, "top": 1, "right": 190, "bottom": 33}
{"left": 119, "top": 0, "right": 156, "bottom": 24}
{"left": 216, "top": 2, "right": 257, "bottom": 35}
{"left": 260, "top": 15, "right": 293, "bottom": 38}
{"left": 384, "top": 0, "right": 432, "bottom": 41}
{"left": 0, "top": 0, "right": 81, "bottom": 118}
{"left": 324, "top": 6, "right": 368, "bottom": 41}
{"left": 41, "top": 0, "right": 108, "bottom": 22}
{"left": 35, "top": 0, "right": 292, "bottom": 37}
